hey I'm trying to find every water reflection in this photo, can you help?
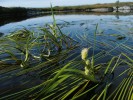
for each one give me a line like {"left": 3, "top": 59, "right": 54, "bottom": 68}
{"left": 0, "top": 11, "right": 133, "bottom": 27}
{"left": 0, "top": 13, "right": 50, "bottom": 27}
{"left": 115, "top": 12, "right": 119, "bottom": 19}
{"left": 0, "top": 11, "right": 133, "bottom": 35}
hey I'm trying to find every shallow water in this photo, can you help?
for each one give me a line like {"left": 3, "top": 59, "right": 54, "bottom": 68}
{"left": 0, "top": 12, "right": 133, "bottom": 99}
{"left": 0, "top": 12, "right": 133, "bottom": 58}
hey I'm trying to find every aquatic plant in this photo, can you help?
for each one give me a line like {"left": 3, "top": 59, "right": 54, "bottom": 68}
{"left": 0, "top": 6, "right": 132, "bottom": 100}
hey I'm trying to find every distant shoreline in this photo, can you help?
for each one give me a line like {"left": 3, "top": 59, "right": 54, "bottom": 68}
{"left": 0, "top": 2, "right": 133, "bottom": 15}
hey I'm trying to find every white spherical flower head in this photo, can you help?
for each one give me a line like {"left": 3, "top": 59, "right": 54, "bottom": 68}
{"left": 81, "top": 48, "right": 89, "bottom": 60}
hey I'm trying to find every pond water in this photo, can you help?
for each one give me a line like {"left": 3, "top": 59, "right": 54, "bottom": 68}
{"left": 0, "top": 12, "right": 133, "bottom": 60}
{"left": 0, "top": 13, "right": 133, "bottom": 35}
{"left": 1, "top": 12, "right": 133, "bottom": 54}
{"left": 0, "top": 12, "right": 133, "bottom": 98}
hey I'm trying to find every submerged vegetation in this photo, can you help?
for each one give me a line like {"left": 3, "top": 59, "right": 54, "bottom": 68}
{"left": 0, "top": 8, "right": 133, "bottom": 100}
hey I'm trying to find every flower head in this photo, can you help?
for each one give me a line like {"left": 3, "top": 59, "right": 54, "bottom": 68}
{"left": 81, "top": 48, "right": 89, "bottom": 60}
{"left": 85, "top": 59, "right": 90, "bottom": 65}
{"left": 50, "top": 24, "right": 54, "bottom": 28}
{"left": 85, "top": 66, "right": 89, "bottom": 75}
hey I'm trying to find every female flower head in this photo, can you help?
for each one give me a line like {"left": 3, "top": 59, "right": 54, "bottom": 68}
{"left": 86, "top": 59, "right": 90, "bottom": 66}
{"left": 85, "top": 66, "right": 89, "bottom": 75}
{"left": 81, "top": 48, "right": 89, "bottom": 60}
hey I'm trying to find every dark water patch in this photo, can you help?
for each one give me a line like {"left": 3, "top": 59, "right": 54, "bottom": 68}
{"left": 0, "top": 32, "right": 4, "bottom": 37}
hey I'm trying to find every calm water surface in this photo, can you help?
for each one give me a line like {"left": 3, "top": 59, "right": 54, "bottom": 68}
{"left": 0, "top": 13, "right": 133, "bottom": 35}
{"left": 0, "top": 13, "right": 133, "bottom": 96}
{"left": 0, "top": 13, "right": 133, "bottom": 57}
